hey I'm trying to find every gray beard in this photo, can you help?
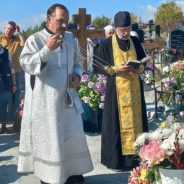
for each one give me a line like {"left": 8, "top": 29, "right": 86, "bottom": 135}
{"left": 117, "top": 34, "right": 130, "bottom": 41}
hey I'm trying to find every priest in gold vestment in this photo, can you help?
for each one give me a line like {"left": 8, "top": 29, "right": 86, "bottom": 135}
{"left": 95, "top": 11, "right": 148, "bottom": 170}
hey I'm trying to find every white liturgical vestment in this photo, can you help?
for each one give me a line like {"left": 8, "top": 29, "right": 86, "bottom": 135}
{"left": 17, "top": 29, "right": 93, "bottom": 184}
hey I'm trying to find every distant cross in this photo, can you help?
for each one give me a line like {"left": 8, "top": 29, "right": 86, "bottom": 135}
{"left": 70, "top": 8, "right": 105, "bottom": 69}
{"left": 147, "top": 20, "right": 155, "bottom": 38}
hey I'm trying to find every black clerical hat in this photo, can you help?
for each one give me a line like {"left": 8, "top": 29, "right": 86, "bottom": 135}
{"left": 114, "top": 11, "right": 131, "bottom": 28}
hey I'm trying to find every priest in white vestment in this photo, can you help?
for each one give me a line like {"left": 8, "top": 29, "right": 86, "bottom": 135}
{"left": 17, "top": 4, "right": 93, "bottom": 184}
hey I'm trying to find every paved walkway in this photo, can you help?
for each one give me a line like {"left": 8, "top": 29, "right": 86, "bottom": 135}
{"left": 0, "top": 133, "right": 131, "bottom": 184}
{"left": 0, "top": 85, "right": 157, "bottom": 184}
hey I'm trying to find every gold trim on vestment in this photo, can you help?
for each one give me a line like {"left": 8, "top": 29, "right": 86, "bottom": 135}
{"left": 112, "top": 35, "right": 143, "bottom": 155}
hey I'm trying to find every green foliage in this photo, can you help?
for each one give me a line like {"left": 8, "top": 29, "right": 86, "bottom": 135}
{"left": 146, "top": 165, "right": 160, "bottom": 183}
{"left": 154, "top": 1, "right": 184, "bottom": 24}
{"left": 78, "top": 73, "right": 106, "bottom": 109}
{"left": 130, "top": 12, "right": 138, "bottom": 24}
{"left": 92, "top": 15, "right": 111, "bottom": 29}
{"left": 92, "top": 13, "right": 138, "bottom": 29}
{"left": 22, "top": 21, "right": 46, "bottom": 38}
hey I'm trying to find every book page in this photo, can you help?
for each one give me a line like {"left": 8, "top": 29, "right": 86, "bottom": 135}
{"left": 125, "top": 60, "right": 141, "bottom": 68}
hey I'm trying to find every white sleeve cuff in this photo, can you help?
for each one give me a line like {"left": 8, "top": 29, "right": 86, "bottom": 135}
{"left": 40, "top": 45, "right": 52, "bottom": 63}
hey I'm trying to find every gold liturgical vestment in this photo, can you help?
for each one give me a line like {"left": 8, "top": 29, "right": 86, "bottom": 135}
{"left": 112, "top": 35, "right": 143, "bottom": 155}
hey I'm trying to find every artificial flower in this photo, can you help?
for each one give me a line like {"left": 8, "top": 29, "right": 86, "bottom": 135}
{"left": 130, "top": 116, "right": 184, "bottom": 183}
{"left": 78, "top": 72, "right": 106, "bottom": 109}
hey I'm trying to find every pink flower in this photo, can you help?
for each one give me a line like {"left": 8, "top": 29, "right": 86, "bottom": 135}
{"left": 139, "top": 140, "right": 165, "bottom": 165}
{"left": 128, "top": 163, "right": 150, "bottom": 184}
{"left": 146, "top": 62, "right": 154, "bottom": 71}
{"left": 81, "top": 74, "right": 90, "bottom": 82}
{"left": 179, "top": 111, "right": 184, "bottom": 117}
{"left": 97, "top": 74, "right": 106, "bottom": 81}
{"left": 163, "top": 81, "right": 170, "bottom": 89}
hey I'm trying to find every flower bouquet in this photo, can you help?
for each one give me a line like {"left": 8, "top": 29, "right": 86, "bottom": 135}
{"left": 163, "top": 48, "right": 184, "bottom": 62}
{"left": 128, "top": 114, "right": 184, "bottom": 183}
{"left": 78, "top": 72, "right": 106, "bottom": 132}
{"left": 163, "top": 48, "right": 177, "bottom": 57}
{"left": 144, "top": 61, "right": 154, "bottom": 84}
{"left": 78, "top": 72, "right": 106, "bottom": 109}
{"left": 160, "top": 61, "right": 184, "bottom": 112}
{"left": 161, "top": 61, "right": 184, "bottom": 92}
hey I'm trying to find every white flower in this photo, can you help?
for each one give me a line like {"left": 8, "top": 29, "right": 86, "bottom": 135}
{"left": 99, "top": 103, "right": 104, "bottom": 109}
{"left": 178, "top": 128, "right": 184, "bottom": 140}
{"left": 179, "top": 139, "right": 184, "bottom": 153}
{"left": 134, "top": 133, "right": 150, "bottom": 148}
{"left": 100, "top": 95, "right": 105, "bottom": 102}
{"left": 88, "top": 81, "right": 95, "bottom": 88}
{"left": 150, "top": 128, "right": 172, "bottom": 141}
{"left": 161, "top": 77, "right": 170, "bottom": 83}
{"left": 162, "top": 66, "right": 170, "bottom": 72}
{"left": 160, "top": 138, "right": 174, "bottom": 156}
{"left": 161, "top": 128, "right": 173, "bottom": 139}
{"left": 171, "top": 123, "right": 182, "bottom": 131}
{"left": 83, "top": 97, "right": 90, "bottom": 103}
{"left": 177, "top": 128, "right": 184, "bottom": 152}
{"left": 149, "top": 130, "right": 162, "bottom": 140}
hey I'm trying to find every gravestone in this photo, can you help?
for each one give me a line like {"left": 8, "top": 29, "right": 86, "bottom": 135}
{"left": 155, "top": 25, "right": 160, "bottom": 38}
{"left": 168, "top": 29, "right": 184, "bottom": 50}
{"left": 132, "top": 23, "right": 144, "bottom": 43}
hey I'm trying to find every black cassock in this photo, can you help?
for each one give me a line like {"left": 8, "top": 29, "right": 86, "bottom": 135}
{"left": 94, "top": 35, "right": 148, "bottom": 170}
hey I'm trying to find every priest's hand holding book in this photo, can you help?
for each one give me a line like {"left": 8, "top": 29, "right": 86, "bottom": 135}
{"left": 118, "top": 63, "right": 144, "bottom": 74}
{"left": 103, "top": 56, "right": 151, "bottom": 75}
{"left": 104, "top": 64, "right": 142, "bottom": 75}
{"left": 116, "top": 64, "right": 135, "bottom": 73}
{"left": 124, "top": 56, "right": 151, "bottom": 74}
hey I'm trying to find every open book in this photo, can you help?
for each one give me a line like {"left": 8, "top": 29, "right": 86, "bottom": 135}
{"left": 125, "top": 56, "right": 151, "bottom": 68}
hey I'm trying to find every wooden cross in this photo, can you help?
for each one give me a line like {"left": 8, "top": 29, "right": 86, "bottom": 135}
{"left": 69, "top": 8, "right": 166, "bottom": 68}
{"left": 146, "top": 20, "right": 155, "bottom": 38}
{"left": 69, "top": 8, "right": 105, "bottom": 69}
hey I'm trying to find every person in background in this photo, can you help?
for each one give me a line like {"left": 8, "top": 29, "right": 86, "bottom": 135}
{"left": 94, "top": 11, "right": 148, "bottom": 171}
{"left": 0, "top": 44, "right": 15, "bottom": 134}
{"left": 17, "top": 3, "right": 93, "bottom": 184}
{"left": 86, "top": 24, "right": 97, "bottom": 72}
{"left": 104, "top": 24, "right": 115, "bottom": 38}
{"left": 0, "top": 21, "right": 25, "bottom": 131}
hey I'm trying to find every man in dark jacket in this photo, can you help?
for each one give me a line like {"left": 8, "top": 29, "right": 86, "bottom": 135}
{"left": 0, "top": 44, "right": 15, "bottom": 134}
